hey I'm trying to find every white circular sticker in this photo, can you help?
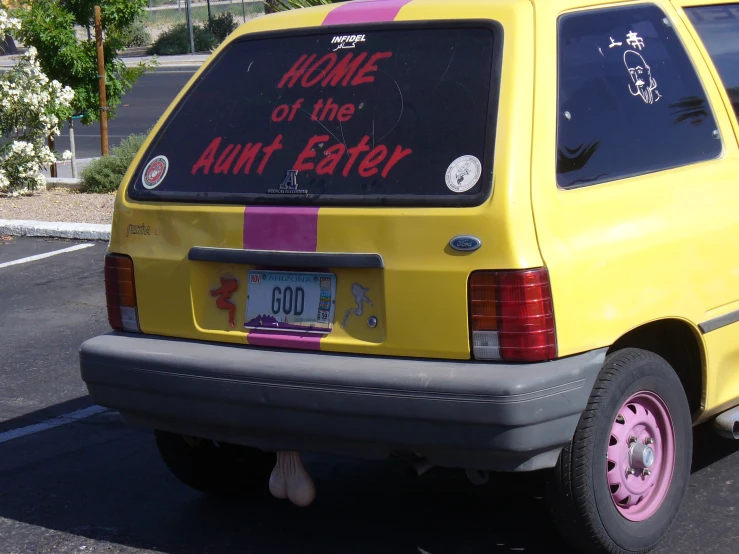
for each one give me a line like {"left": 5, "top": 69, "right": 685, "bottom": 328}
{"left": 142, "top": 155, "right": 169, "bottom": 189}
{"left": 445, "top": 155, "right": 482, "bottom": 193}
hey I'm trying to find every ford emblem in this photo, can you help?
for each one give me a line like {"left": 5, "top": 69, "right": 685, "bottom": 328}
{"left": 449, "top": 235, "right": 482, "bottom": 252}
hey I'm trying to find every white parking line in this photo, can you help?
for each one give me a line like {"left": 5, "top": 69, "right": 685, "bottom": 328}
{"left": 0, "top": 243, "right": 95, "bottom": 269}
{"left": 0, "top": 405, "right": 109, "bottom": 445}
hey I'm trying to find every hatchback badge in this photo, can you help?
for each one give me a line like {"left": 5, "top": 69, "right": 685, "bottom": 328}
{"left": 450, "top": 236, "right": 482, "bottom": 252}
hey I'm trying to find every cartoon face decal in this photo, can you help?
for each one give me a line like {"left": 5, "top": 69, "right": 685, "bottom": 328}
{"left": 624, "top": 50, "right": 662, "bottom": 105}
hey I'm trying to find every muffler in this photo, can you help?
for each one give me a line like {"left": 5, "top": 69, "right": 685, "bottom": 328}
{"left": 713, "top": 406, "right": 739, "bottom": 439}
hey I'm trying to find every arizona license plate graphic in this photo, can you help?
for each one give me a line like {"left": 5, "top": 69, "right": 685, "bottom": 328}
{"left": 245, "top": 271, "right": 336, "bottom": 333}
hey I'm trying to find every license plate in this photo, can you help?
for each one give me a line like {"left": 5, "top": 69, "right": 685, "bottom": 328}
{"left": 245, "top": 271, "right": 336, "bottom": 333}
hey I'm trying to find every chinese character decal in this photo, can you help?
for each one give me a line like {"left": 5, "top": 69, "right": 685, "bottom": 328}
{"left": 625, "top": 31, "right": 645, "bottom": 51}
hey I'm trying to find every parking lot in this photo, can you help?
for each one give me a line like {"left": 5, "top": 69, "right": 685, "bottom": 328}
{"left": 1, "top": 236, "right": 738, "bottom": 554}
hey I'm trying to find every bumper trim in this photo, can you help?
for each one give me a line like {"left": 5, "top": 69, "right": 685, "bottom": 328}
{"left": 80, "top": 333, "right": 606, "bottom": 471}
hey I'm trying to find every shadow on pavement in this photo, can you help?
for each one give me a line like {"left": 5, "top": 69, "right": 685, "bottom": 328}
{"left": 0, "top": 396, "right": 97, "bottom": 435}
{"left": 1, "top": 404, "right": 738, "bottom": 553}
{"left": 0, "top": 403, "right": 576, "bottom": 554}
{"left": 690, "top": 419, "right": 739, "bottom": 473}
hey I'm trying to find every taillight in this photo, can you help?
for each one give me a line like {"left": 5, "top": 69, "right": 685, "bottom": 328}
{"left": 104, "top": 254, "right": 140, "bottom": 333}
{"left": 469, "top": 268, "right": 556, "bottom": 362}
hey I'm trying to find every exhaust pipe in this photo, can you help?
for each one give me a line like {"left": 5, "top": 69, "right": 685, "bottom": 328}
{"left": 714, "top": 406, "right": 739, "bottom": 439}
{"left": 465, "top": 469, "right": 490, "bottom": 485}
{"left": 410, "top": 458, "right": 434, "bottom": 477}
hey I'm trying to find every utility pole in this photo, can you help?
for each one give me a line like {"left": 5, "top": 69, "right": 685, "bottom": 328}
{"left": 94, "top": 6, "right": 109, "bottom": 156}
{"left": 186, "top": 0, "right": 195, "bottom": 55}
{"left": 68, "top": 118, "right": 78, "bottom": 178}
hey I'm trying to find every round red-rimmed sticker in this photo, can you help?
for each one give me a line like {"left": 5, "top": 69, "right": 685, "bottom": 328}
{"left": 142, "top": 155, "right": 169, "bottom": 189}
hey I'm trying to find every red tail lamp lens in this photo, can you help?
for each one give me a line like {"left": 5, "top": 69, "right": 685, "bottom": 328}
{"left": 104, "top": 254, "right": 140, "bottom": 333}
{"left": 470, "top": 269, "right": 556, "bottom": 362}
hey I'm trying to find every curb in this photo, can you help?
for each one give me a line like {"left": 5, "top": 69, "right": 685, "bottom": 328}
{"left": 46, "top": 178, "right": 83, "bottom": 191}
{"left": 0, "top": 219, "right": 111, "bottom": 241}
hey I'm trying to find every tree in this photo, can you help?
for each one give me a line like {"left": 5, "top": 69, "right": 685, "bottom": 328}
{"left": 14, "top": 0, "right": 154, "bottom": 126}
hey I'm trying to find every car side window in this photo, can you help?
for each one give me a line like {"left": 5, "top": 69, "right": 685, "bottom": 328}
{"left": 685, "top": 5, "right": 739, "bottom": 122}
{"left": 557, "top": 5, "right": 722, "bottom": 189}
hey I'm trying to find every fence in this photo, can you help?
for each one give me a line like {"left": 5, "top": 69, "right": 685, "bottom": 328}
{"left": 144, "top": 0, "right": 264, "bottom": 29}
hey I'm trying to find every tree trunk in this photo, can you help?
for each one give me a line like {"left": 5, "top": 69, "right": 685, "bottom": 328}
{"left": 264, "top": 0, "right": 277, "bottom": 14}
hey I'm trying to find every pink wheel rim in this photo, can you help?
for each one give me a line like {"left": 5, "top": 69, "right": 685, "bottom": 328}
{"left": 607, "top": 391, "right": 676, "bottom": 522}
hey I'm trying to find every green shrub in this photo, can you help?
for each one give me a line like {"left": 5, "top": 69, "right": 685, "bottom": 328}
{"left": 148, "top": 23, "right": 218, "bottom": 56}
{"left": 81, "top": 133, "right": 147, "bottom": 193}
{"left": 110, "top": 17, "right": 152, "bottom": 48}
{"left": 206, "top": 12, "right": 237, "bottom": 43}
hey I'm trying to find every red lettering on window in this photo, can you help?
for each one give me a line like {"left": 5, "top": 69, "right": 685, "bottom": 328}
{"left": 258, "top": 135, "right": 284, "bottom": 175}
{"left": 271, "top": 104, "right": 290, "bottom": 122}
{"left": 320, "top": 98, "right": 340, "bottom": 121}
{"left": 214, "top": 144, "right": 242, "bottom": 174}
{"left": 232, "top": 142, "right": 263, "bottom": 174}
{"left": 343, "top": 135, "right": 372, "bottom": 177}
{"left": 381, "top": 145, "right": 413, "bottom": 178}
{"left": 289, "top": 98, "right": 304, "bottom": 121}
{"left": 309, "top": 98, "right": 352, "bottom": 122}
{"left": 358, "top": 145, "right": 388, "bottom": 177}
{"left": 278, "top": 54, "right": 316, "bottom": 89}
{"left": 321, "top": 53, "right": 367, "bottom": 87}
{"left": 191, "top": 137, "right": 222, "bottom": 175}
{"left": 337, "top": 103, "right": 355, "bottom": 122}
{"left": 302, "top": 53, "right": 337, "bottom": 88}
{"left": 294, "top": 135, "right": 329, "bottom": 172}
{"left": 316, "top": 144, "right": 346, "bottom": 175}
{"left": 351, "top": 52, "right": 393, "bottom": 86}
{"left": 311, "top": 99, "right": 324, "bottom": 121}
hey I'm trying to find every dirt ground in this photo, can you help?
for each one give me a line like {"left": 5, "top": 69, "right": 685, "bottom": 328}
{"left": 0, "top": 189, "right": 115, "bottom": 224}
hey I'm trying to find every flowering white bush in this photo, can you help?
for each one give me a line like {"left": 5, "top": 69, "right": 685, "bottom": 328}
{"left": 0, "top": 9, "right": 74, "bottom": 195}
{"left": 0, "top": 8, "right": 20, "bottom": 45}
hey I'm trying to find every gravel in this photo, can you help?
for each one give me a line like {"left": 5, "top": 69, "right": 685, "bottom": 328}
{"left": 0, "top": 189, "right": 115, "bottom": 224}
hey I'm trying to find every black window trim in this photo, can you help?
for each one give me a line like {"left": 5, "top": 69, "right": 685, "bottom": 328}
{"left": 554, "top": 2, "right": 724, "bottom": 191}
{"left": 684, "top": 4, "right": 739, "bottom": 127}
{"left": 126, "top": 19, "right": 504, "bottom": 208}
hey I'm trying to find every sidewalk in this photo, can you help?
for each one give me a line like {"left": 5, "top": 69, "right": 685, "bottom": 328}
{"left": 42, "top": 158, "right": 95, "bottom": 180}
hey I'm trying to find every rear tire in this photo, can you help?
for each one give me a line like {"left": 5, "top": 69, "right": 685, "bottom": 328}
{"left": 548, "top": 348, "right": 692, "bottom": 554}
{"left": 155, "top": 431, "right": 276, "bottom": 495}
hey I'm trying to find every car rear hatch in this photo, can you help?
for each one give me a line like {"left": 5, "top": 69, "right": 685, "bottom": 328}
{"left": 111, "top": 3, "right": 543, "bottom": 361}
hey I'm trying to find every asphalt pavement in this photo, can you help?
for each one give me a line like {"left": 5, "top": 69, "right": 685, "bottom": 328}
{"left": 54, "top": 67, "right": 197, "bottom": 161}
{"left": 1, "top": 236, "right": 739, "bottom": 553}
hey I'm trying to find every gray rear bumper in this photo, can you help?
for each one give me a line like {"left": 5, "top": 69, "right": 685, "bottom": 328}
{"left": 80, "top": 333, "right": 606, "bottom": 471}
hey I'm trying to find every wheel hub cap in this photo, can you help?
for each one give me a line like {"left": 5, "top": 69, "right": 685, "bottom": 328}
{"left": 607, "top": 391, "right": 676, "bottom": 522}
{"left": 629, "top": 443, "right": 655, "bottom": 469}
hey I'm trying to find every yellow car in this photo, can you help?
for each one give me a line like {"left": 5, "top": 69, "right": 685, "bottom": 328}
{"left": 80, "top": 0, "right": 739, "bottom": 552}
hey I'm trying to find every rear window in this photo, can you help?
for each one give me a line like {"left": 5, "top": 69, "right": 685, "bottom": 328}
{"left": 129, "top": 25, "right": 500, "bottom": 206}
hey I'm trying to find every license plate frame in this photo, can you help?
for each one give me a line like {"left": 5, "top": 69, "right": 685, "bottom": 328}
{"left": 244, "top": 270, "right": 336, "bottom": 334}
